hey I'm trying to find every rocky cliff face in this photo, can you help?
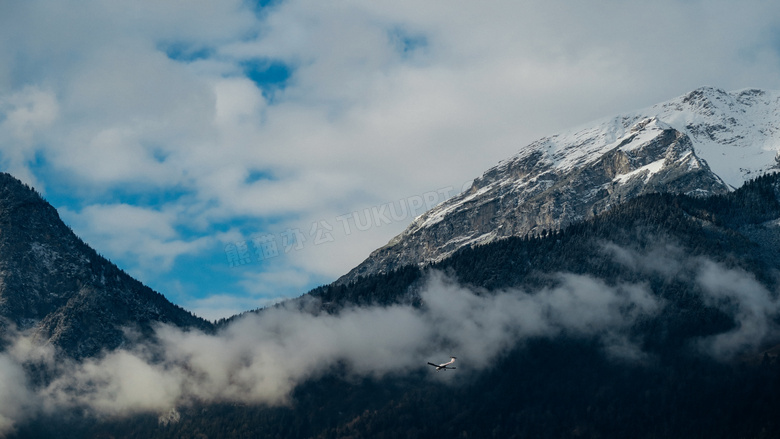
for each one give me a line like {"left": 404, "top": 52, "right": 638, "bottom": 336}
{"left": 0, "top": 173, "right": 210, "bottom": 358}
{"left": 338, "top": 87, "right": 780, "bottom": 284}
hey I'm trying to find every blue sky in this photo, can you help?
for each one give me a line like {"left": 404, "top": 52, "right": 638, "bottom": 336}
{"left": 2, "top": 0, "right": 780, "bottom": 320}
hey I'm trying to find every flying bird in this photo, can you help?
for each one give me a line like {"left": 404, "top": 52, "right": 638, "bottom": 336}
{"left": 428, "top": 356, "right": 457, "bottom": 371}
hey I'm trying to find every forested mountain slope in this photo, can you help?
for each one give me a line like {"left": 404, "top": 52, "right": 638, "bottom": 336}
{"left": 18, "top": 172, "right": 780, "bottom": 438}
{"left": 0, "top": 173, "right": 211, "bottom": 359}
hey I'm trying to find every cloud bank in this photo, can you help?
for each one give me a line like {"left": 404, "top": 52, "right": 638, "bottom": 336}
{"left": 2, "top": 250, "right": 780, "bottom": 434}
{"left": 0, "top": 270, "right": 663, "bottom": 432}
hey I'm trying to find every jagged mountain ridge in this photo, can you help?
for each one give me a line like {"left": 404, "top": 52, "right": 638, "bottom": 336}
{"left": 339, "top": 87, "right": 780, "bottom": 283}
{"left": 0, "top": 173, "right": 210, "bottom": 358}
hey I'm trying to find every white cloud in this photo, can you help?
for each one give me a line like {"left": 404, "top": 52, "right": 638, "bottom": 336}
{"left": 0, "top": 354, "right": 37, "bottom": 435}
{"left": 602, "top": 242, "right": 780, "bottom": 360}
{"left": 33, "top": 271, "right": 662, "bottom": 419}
{"left": 237, "top": 266, "right": 313, "bottom": 297}
{"left": 43, "top": 350, "right": 181, "bottom": 417}
{"left": 0, "top": 86, "right": 59, "bottom": 189}
{"left": 60, "top": 204, "right": 214, "bottom": 275}
{"left": 696, "top": 260, "right": 780, "bottom": 358}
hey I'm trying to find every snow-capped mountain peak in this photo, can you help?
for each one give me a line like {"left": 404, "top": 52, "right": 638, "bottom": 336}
{"left": 338, "top": 87, "right": 780, "bottom": 284}
{"left": 503, "top": 87, "right": 780, "bottom": 187}
{"left": 653, "top": 87, "right": 780, "bottom": 186}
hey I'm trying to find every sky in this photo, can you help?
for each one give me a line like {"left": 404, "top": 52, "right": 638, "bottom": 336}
{"left": 2, "top": 0, "right": 780, "bottom": 320}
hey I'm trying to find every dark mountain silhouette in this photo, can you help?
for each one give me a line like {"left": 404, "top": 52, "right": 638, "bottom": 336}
{"left": 0, "top": 173, "right": 211, "bottom": 358}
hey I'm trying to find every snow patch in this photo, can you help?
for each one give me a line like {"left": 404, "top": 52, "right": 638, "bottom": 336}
{"left": 614, "top": 159, "right": 666, "bottom": 184}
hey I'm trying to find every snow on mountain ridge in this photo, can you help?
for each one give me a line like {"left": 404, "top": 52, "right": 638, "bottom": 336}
{"left": 337, "top": 87, "right": 780, "bottom": 284}
{"left": 653, "top": 87, "right": 780, "bottom": 186}
{"left": 408, "top": 115, "right": 712, "bottom": 236}
{"left": 497, "top": 87, "right": 780, "bottom": 188}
